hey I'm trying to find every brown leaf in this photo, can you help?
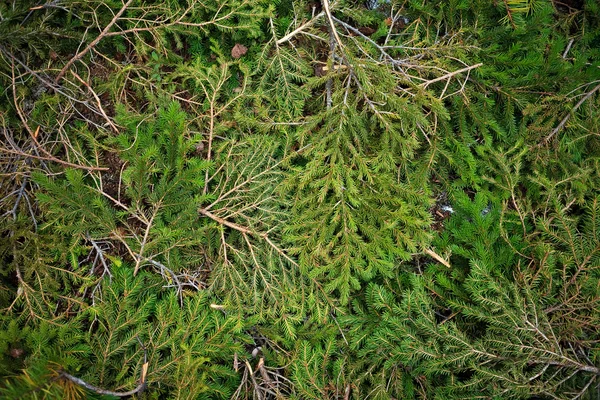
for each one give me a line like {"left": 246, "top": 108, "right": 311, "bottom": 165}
{"left": 314, "top": 64, "right": 327, "bottom": 77}
{"left": 231, "top": 43, "right": 248, "bottom": 59}
{"left": 10, "top": 348, "right": 24, "bottom": 358}
{"left": 358, "top": 27, "right": 376, "bottom": 36}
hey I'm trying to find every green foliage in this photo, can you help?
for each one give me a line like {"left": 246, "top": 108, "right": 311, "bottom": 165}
{"left": 34, "top": 102, "right": 211, "bottom": 279}
{"left": 342, "top": 196, "right": 600, "bottom": 399}
{"left": 1, "top": 0, "right": 600, "bottom": 398}
{"left": 0, "top": 267, "right": 247, "bottom": 399}
{"left": 289, "top": 339, "right": 347, "bottom": 399}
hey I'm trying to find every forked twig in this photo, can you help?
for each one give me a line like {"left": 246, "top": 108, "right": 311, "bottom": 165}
{"left": 70, "top": 71, "right": 119, "bottom": 133}
{"left": 56, "top": 0, "right": 134, "bottom": 83}
{"left": 420, "top": 63, "right": 483, "bottom": 88}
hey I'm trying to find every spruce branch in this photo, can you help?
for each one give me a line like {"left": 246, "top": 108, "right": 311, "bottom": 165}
{"left": 104, "top": 0, "right": 261, "bottom": 37}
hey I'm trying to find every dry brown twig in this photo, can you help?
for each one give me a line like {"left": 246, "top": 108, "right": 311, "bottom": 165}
{"left": 6, "top": 61, "right": 108, "bottom": 171}
{"left": 70, "top": 71, "right": 119, "bottom": 133}
{"left": 231, "top": 358, "right": 292, "bottom": 400}
{"left": 276, "top": 11, "right": 325, "bottom": 45}
{"left": 543, "top": 81, "right": 600, "bottom": 144}
{"left": 56, "top": 0, "right": 134, "bottom": 83}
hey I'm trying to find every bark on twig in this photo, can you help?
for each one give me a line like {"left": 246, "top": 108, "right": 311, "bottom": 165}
{"left": 321, "top": 0, "right": 345, "bottom": 51}
{"left": 199, "top": 208, "right": 299, "bottom": 267}
{"left": 60, "top": 372, "right": 147, "bottom": 397}
{"left": 424, "top": 248, "right": 451, "bottom": 268}
{"left": 70, "top": 71, "right": 119, "bottom": 133}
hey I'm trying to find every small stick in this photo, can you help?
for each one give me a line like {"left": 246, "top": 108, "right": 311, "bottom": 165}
{"left": 420, "top": 63, "right": 483, "bottom": 88}
{"left": 60, "top": 371, "right": 146, "bottom": 397}
{"left": 55, "top": 0, "right": 134, "bottom": 83}
{"left": 276, "top": 12, "right": 325, "bottom": 45}
{"left": 562, "top": 38, "right": 574, "bottom": 59}
{"left": 61, "top": 337, "right": 147, "bottom": 398}
{"left": 424, "top": 248, "right": 451, "bottom": 268}
{"left": 544, "top": 82, "right": 600, "bottom": 144}
{"left": 70, "top": 71, "right": 119, "bottom": 133}
{"left": 1, "top": 102, "right": 108, "bottom": 172}
{"left": 321, "top": 0, "right": 345, "bottom": 50}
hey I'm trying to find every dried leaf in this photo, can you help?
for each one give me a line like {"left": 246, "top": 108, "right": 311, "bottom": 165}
{"left": 231, "top": 43, "right": 248, "bottom": 59}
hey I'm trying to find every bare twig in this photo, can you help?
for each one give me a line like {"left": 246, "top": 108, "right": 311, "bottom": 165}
{"left": 331, "top": 16, "right": 406, "bottom": 69}
{"left": 502, "top": 0, "right": 517, "bottom": 29}
{"left": 56, "top": 0, "right": 134, "bottom": 83}
{"left": 70, "top": 71, "right": 119, "bottom": 133}
{"left": 0, "top": 129, "right": 108, "bottom": 171}
{"left": 544, "top": 82, "right": 600, "bottom": 144}
{"left": 7, "top": 59, "right": 108, "bottom": 171}
{"left": 424, "top": 248, "right": 451, "bottom": 268}
{"left": 199, "top": 208, "right": 254, "bottom": 235}
{"left": 321, "top": 0, "right": 344, "bottom": 51}
{"left": 60, "top": 341, "right": 148, "bottom": 397}
{"left": 420, "top": 63, "right": 483, "bottom": 88}
{"left": 87, "top": 236, "right": 114, "bottom": 281}
{"left": 562, "top": 38, "right": 574, "bottom": 59}
{"left": 276, "top": 12, "right": 325, "bottom": 45}
{"left": 134, "top": 203, "right": 161, "bottom": 275}
{"left": 59, "top": 372, "right": 145, "bottom": 398}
